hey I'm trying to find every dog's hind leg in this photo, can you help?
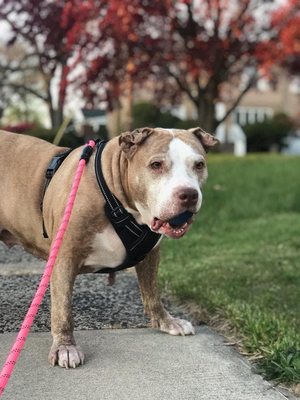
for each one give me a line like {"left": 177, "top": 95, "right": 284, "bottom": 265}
{"left": 135, "top": 247, "right": 195, "bottom": 336}
{"left": 0, "top": 227, "right": 20, "bottom": 247}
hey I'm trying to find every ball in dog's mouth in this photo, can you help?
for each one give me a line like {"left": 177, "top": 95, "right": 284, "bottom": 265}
{"left": 151, "top": 211, "right": 194, "bottom": 239}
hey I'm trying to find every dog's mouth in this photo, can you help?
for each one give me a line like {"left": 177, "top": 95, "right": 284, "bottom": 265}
{"left": 151, "top": 211, "right": 194, "bottom": 239}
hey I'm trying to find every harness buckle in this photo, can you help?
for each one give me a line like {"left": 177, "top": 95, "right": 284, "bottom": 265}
{"left": 45, "top": 167, "right": 56, "bottom": 180}
{"left": 45, "top": 152, "right": 71, "bottom": 179}
{"left": 104, "top": 203, "right": 130, "bottom": 226}
{"left": 111, "top": 206, "right": 125, "bottom": 218}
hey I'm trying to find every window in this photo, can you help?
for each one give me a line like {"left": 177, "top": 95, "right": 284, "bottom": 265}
{"left": 233, "top": 106, "right": 274, "bottom": 126}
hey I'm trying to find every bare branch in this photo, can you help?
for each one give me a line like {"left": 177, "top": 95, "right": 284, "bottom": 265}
{"left": 217, "top": 73, "right": 258, "bottom": 126}
{"left": 0, "top": 81, "right": 48, "bottom": 102}
{"left": 226, "top": 0, "right": 252, "bottom": 41}
{"left": 164, "top": 66, "right": 197, "bottom": 105}
{"left": 0, "top": 63, "right": 38, "bottom": 73}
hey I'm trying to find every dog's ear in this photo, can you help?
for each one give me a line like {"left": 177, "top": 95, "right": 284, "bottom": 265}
{"left": 189, "top": 127, "right": 219, "bottom": 152}
{"left": 119, "top": 127, "right": 154, "bottom": 159}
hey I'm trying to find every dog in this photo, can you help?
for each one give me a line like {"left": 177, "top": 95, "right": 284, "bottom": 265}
{"left": 0, "top": 127, "right": 218, "bottom": 368}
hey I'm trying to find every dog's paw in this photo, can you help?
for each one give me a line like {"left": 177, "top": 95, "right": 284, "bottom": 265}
{"left": 48, "top": 344, "right": 85, "bottom": 368}
{"left": 154, "top": 315, "right": 195, "bottom": 336}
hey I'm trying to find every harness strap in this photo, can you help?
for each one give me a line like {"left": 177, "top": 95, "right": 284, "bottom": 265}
{"left": 94, "top": 141, "right": 161, "bottom": 272}
{"left": 40, "top": 149, "right": 73, "bottom": 238}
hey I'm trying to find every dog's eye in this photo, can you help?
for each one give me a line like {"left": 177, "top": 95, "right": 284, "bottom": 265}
{"left": 195, "top": 161, "right": 205, "bottom": 170}
{"left": 150, "top": 161, "right": 163, "bottom": 170}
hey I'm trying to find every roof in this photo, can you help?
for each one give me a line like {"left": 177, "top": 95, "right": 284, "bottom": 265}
{"left": 81, "top": 109, "right": 106, "bottom": 118}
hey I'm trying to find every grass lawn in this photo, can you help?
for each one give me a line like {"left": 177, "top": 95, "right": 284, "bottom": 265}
{"left": 159, "top": 154, "right": 300, "bottom": 385}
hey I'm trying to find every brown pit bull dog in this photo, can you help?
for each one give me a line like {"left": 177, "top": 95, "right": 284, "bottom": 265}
{"left": 0, "top": 127, "right": 218, "bottom": 369}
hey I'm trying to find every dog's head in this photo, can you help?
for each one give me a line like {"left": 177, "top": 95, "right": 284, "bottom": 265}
{"left": 119, "top": 127, "right": 219, "bottom": 239}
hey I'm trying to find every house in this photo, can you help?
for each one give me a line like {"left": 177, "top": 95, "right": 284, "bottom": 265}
{"left": 80, "top": 108, "right": 107, "bottom": 130}
{"left": 231, "top": 73, "right": 300, "bottom": 126}
{"left": 77, "top": 108, "right": 108, "bottom": 140}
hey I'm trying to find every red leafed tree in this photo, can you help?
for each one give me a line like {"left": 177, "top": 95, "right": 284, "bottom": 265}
{"left": 280, "top": 16, "right": 300, "bottom": 74}
{"left": 68, "top": 0, "right": 167, "bottom": 115}
{"left": 81, "top": 0, "right": 299, "bottom": 132}
{"left": 271, "top": 1, "right": 300, "bottom": 76}
{"left": 2, "top": 0, "right": 298, "bottom": 132}
{"left": 0, "top": 0, "right": 92, "bottom": 128}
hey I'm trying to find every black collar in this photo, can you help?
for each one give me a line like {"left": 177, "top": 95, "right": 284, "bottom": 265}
{"left": 94, "top": 140, "right": 161, "bottom": 273}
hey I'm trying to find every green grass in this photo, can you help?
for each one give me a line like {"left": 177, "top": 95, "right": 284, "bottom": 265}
{"left": 159, "top": 154, "right": 300, "bottom": 384}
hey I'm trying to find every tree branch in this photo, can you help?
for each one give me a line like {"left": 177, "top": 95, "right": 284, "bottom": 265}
{"left": 0, "top": 81, "right": 48, "bottom": 102}
{"left": 0, "top": 63, "right": 38, "bottom": 74}
{"left": 226, "top": 0, "right": 252, "bottom": 41}
{"left": 217, "top": 73, "right": 258, "bottom": 126}
{"left": 164, "top": 66, "right": 197, "bottom": 105}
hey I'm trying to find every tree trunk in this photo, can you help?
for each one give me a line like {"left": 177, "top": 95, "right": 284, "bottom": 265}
{"left": 56, "top": 63, "right": 68, "bottom": 129}
{"left": 46, "top": 63, "right": 66, "bottom": 130}
{"left": 196, "top": 96, "right": 217, "bottom": 134}
{"left": 51, "top": 108, "right": 64, "bottom": 130}
{"left": 194, "top": 76, "right": 221, "bottom": 134}
{"left": 47, "top": 97, "right": 63, "bottom": 130}
{"left": 46, "top": 83, "right": 61, "bottom": 130}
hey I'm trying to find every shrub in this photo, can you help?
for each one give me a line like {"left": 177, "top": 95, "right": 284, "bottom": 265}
{"left": 2, "top": 123, "right": 36, "bottom": 133}
{"left": 132, "top": 102, "right": 180, "bottom": 129}
{"left": 244, "top": 113, "right": 294, "bottom": 152}
{"left": 1, "top": 122, "right": 84, "bottom": 148}
{"left": 174, "top": 119, "right": 199, "bottom": 130}
{"left": 24, "top": 126, "right": 84, "bottom": 148}
{"left": 132, "top": 102, "right": 160, "bottom": 128}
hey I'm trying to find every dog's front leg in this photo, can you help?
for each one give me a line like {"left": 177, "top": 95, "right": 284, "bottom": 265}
{"left": 135, "top": 247, "right": 195, "bottom": 336}
{"left": 48, "top": 258, "right": 84, "bottom": 368}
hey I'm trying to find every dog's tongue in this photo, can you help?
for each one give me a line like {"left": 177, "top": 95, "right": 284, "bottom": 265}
{"left": 151, "top": 218, "right": 164, "bottom": 231}
{"left": 168, "top": 211, "right": 194, "bottom": 228}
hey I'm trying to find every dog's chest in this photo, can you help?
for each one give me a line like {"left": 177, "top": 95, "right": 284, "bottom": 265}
{"left": 84, "top": 225, "right": 126, "bottom": 271}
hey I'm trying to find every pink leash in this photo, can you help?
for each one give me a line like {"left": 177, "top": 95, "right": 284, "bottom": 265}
{"left": 0, "top": 140, "right": 96, "bottom": 396}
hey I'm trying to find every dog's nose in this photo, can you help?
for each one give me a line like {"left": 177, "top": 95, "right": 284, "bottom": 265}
{"left": 177, "top": 188, "right": 199, "bottom": 206}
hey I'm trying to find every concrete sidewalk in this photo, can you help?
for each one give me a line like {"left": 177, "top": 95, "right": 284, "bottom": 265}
{"left": 0, "top": 327, "right": 294, "bottom": 400}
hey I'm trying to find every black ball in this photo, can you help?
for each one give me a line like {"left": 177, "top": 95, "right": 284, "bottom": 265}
{"left": 169, "top": 211, "right": 193, "bottom": 228}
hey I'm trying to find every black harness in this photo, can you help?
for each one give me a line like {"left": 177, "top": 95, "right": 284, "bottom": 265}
{"left": 93, "top": 141, "right": 161, "bottom": 273}
{"left": 41, "top": 140, "right": 161, "bottom": 273}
